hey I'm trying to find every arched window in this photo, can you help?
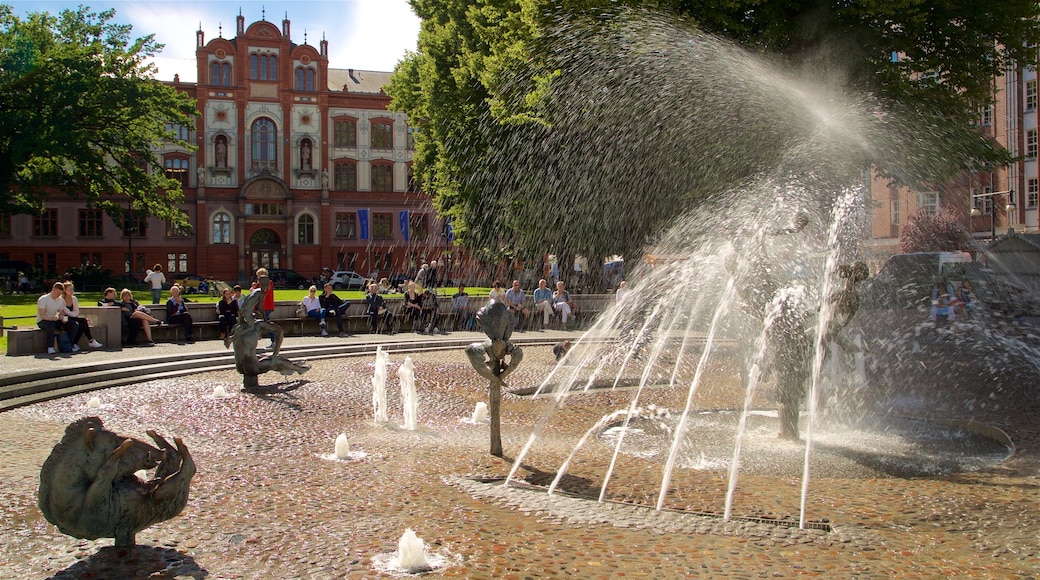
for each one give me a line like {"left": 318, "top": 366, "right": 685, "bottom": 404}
{"left": 406, "top": 163, "right": 419, "bottom": 193}
{"left": 164, "top": 156, "right": 189, "bottom": 187}
{"left": 295, "top": 67, "right": 315, "bottom": 91}
{"left": 299, "top": 138, "right": 313, "bottom": 170}
{"left": 372, "top": 163, "right": 393, "bottom": 192}
{"left": 334, "top": 160, "right": 357, "bottom": 191}
{"left": 297, "top": 214, "right": 315, "bottom": 245}
{"left": 210, "top": 61, "right": 231, "bottom": 86}
{"left": 212, "top": 212, "right": 232, "bottom": 244}
{"left": 371, "top": 120, "right": 393, "bottom": 149}
{"left": 334, "top": 117, "right": 357, "bottom": 147}
{"left": 249, "top": 54, "right": 277, "bottom": 80}
{"left": 251, "top": 118, "right": 277, "bottom": 170}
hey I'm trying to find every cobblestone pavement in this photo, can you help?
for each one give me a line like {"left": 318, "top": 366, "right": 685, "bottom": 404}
{"left": 1, "top": 335, "right": 1038, "bottom": 579}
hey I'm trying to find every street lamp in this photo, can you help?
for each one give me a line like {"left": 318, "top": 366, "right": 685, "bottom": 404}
{"left": 124, "top": 200, "right": 136, "bottom": 283}
{"left": 970, "top": 189, "right": 1014, "bottom": 241}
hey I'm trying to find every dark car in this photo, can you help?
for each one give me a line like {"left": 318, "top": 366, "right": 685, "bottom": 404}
{"left": 267, "top": 268, "right": 309, "bottom": 289}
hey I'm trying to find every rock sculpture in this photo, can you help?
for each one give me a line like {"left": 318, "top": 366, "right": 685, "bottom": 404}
{"left": 226, "top": 281, "right": 310, "bottom": 390}
{"left": 465, "top": 300, "right": 523, "bottom": 455}
{"left": 38, "top": 416, "right": 195, "bottom": 546}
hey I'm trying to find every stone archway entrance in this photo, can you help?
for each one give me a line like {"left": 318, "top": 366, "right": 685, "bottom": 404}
{"left": 249, "top": 228, "right": 281, "bottom": 272}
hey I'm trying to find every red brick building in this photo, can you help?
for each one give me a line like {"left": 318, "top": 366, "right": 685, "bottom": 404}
{"left": 1, "top": 13, "right": 449, "bottom": 286}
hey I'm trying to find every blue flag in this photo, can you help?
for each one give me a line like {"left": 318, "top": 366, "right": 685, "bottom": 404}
{"left": 400, "top": 211, "right": 410, "bottom": 241}
{"left": 358, "top": 209, "right": 370, "bottom": 240}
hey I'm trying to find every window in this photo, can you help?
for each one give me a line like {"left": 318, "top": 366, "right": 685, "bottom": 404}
{"left": 295, "top": 67, "right": 315, "bottom": 91}
{"left": 406, "top": 164, "right": 419, "bottom": 193}
{"left": 981, "top": 105, "right": 993, "bottom": 127}
{"left": 33, "top": 209, "right": 58, "bottom": 237}
{"left": 211, "top": 61, "right": 231, "bottom": 86}
{"left": 78, "top": 209, "right": 103, "bottom": 238}
{"left": 890, "top": 199, "right": 899, "bottom": 227}
{"left": 165, "top": 220, "right": 191, "bottom": 238}
{"left": 124, "top": 215, "right": 147, "bottom": 238}
{"left": 373, "top": 252, "right": 392, "bottom": 271}
{"left": 372, "top": 163, "right": 393, "bottom": 192}
{"left": 406, "top": 125, "right": 417, "bottom": 150}
{"left": 335, "top": 213, "right": 357, "bottom": 239}
{"left": 299, "top": 138, "right": 313, "bottom": 170}
{"left": 164, "top": 156, "right": 189, "bottom": 187}
{"left": 1029, "top": 178, "right": 1039, "bottom": 209}
{"left": 371, "top": 120, "right": 393, "bottom": 149}
{"left": 80, "top": 253, "right": 101, "bottom": 266}
{"left": 0, "top": 212, "right": 9, "bottom": 238}
{"left": 297, "top": 214, "right": 315, "bottom": 245}
{"left": 409, "top": 213, "right": 429, "bottom": 239}
{"left": 1029, "top": 129, "right": 1038, "bottom": 158}
{"left": 167, "top": 253, "right": 188, "bottom": 273}
{"left": 244, "top": 203, "right": 286, "bottom": 215}
{"left": 165, "top": 122, "right": 191, "bottom": 141}
{"left": 916, "top": 191, "right": 938, "bottom": 216}
{"left": 974, "top": 187, "right": 995, "bottom": 215}
{"left": 251, "top": 117, "right": 277, "bottom": 170}
{"left": 334, "top": 160, "right": 357, "bottom": 191}
{"left": 212, "top": 212, "right": 232, "bottom": 244}
{"left": 334, "top": 118, "right": 356, "bottom": 147}
{"left": 1028, "top": 80, "right": 1038, "bottom": 111}
{"left": 249, "top": 53, "right": 277, "bottom": 80}
{"left": 372, "top": 213, "right": 393, "bottom": 240}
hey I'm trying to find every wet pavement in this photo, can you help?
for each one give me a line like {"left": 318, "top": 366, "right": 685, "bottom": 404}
{"left": 1, "top": 331, "right": 1038, "bottom": 579}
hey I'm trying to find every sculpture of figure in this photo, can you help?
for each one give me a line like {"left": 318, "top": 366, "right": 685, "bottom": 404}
{"left": 226, "top": 279, "right": 310, "bottom": 390}
{"left": 38, "top": 416, "right": 195, "bottom": 546}
{"left": 322, "top": 168, "right": 330, "bottom": 189}
{"left": 215, "top": 138, "right": 227, "bottom": 168}
{"left": 301, "top": 141, "right": 312, "bottom": 170}
{"left": 196, "top": 166, "right": 205, "bottom": 186}
{"left": 465, "top": 300, "right": 523, "bottom": 456}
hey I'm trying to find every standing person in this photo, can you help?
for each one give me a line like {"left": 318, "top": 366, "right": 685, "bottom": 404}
{"left": 451, "top": 283, "right": 472, "bottom": 331}
{"left": 552, "top": 280, "right": 577, "bottom": 326}
{"left": 427, "top": 260, "right": 439, "bottom": 291}
{"left": 216, "top": 288, "right": 239, "bottom": 339}
{"left": 37, "top": 282, "right": 78, "bottom": 354}
{"left": 532, "top": 279, "right": 554, "bottom": 329}
{"left": 320, "top": 283, "right": 351, "bottom": 337}
{"left": 615, "top": 280, "right": 628, "bottom": 303}
{"left": 505, "top": 280, "right": 529, "bottom": 331}
{"left": 252, "top": 268, "right": 276, "bottom": 348}
{"left": 301, "top": 285, "right": 328, "bottom": 337}
{"left": 365, "top": 282, "right": 394, "bottom": 333}
{"left": 145, "top": 264, "right": 166, "bottom": 304}
{"left": 119, "top": 289, "right": 160, "bottom": 346}
{"left": 166, "top": 285, "right": 195, "bottom": 343}
{"left": 415, "top": 263, "right": 430, "bottom": 289}
{"left": 62, "top": 282, "right": 103, "bottom": 350}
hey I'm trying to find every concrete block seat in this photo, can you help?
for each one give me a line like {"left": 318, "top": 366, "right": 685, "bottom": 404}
{"left": 5, "top": 306, "right": 122, "bottom": 356}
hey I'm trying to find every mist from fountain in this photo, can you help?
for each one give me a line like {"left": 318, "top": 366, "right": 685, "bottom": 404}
{"left": 491, "top": 8, "right": 1023, "bottom": 529}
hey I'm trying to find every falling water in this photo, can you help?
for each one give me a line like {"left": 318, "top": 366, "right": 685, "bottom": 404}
{"left": 396, "top": 528, "right": 429, "bottom": 572}
{"left": 399, "top": 357, "right": 418, "bottom": 431}
{"left": 471, "top": 402, "right": 489, "bottom": 423}
{"left": 372, "top": 346, "right": 388, "bottom": 424}
{"left": 334, "top": 433, "right": 350, "bottom": 460}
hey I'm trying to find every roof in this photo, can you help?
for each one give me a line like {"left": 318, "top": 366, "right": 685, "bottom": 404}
{"left": 989, "top": 233, "right": 1040, "bottom": 252}
{"left": 327, "top": 68, "right": 392, "bottom": 94}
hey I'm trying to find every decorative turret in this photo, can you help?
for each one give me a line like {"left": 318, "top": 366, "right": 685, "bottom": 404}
{"left": 236, "top": 8, "right": 244, "bottom": 36}
{"left": 196, "top": 23, "right": 203, "bottom": 48}
{"left": 282, "top": 13, "right": 290, "bottom": 37}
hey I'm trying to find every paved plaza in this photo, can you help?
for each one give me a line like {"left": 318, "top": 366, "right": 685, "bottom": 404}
{"left": 0, "top": 330, "right": 1038, "bottom": 578}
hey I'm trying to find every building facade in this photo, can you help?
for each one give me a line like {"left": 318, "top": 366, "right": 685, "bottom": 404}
{"left": 1, "top": 13, "right": 447, "bottom": 286}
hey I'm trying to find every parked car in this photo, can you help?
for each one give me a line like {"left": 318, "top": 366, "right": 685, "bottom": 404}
{"left": 329, "top": 270, "right": 367, "bottom": 290}
{"left": 267, "top": 268, "right": 309, "bottom": 290}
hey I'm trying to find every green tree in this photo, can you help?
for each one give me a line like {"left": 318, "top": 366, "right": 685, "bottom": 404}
{"left": 389, "top": 1, "right": 1040, "bottom": 285}
{"left": 0, "top": 5, "right": 197, "bottom": 227}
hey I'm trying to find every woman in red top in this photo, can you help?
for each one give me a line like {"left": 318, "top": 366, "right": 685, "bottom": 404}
{"left": 253, "top": 268, "right": 277, "bottom": 347}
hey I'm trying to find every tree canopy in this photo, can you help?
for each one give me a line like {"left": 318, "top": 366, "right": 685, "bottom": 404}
{"left": 388, "top": 0, "right": 1040, "bottom": 273}
{"left": 0, "top": 5, "right": 197, "bottom": 226}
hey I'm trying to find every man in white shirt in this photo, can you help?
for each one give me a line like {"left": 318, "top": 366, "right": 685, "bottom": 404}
{"left": 37, "top": 282, "right": 78, "bottom": 354}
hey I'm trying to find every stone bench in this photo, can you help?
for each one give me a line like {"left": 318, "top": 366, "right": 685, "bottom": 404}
{"left": 6, "top": 306, "right": 122, "bottom": 356}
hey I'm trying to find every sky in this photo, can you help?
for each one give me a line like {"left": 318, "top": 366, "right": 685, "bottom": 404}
{"left": 14, "top": 1, "right": 422, "bottom": 81}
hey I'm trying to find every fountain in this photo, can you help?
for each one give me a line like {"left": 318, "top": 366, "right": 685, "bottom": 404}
{"left": 398, "top": 356, "right": 417, "bottom": 431}
{"left": 86, "top": 396, "right": 100, "bottom": 409}
{"left": 467, "top": 8, "right": 1031, "bottom": 530}
{"left": 334, "top": 433, "right": 350, "bottom": 460}
{"left": 372, "top": 346, "right": 389, "bottom": 423}
{"left": 395, "top": 528, "right": 430, "bottom": 572}
{"left": 471, "top": 402, "right": 489, "bottom": 423}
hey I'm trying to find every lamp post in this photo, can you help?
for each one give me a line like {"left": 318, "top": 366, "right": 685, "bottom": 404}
{"left": 124, "top": 200, "right": 136, "bottom": 283}
{"left": 970, "top": 189, "right": 1015, "bottom": 241}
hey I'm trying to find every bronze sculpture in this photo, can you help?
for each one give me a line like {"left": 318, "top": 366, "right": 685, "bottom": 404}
{"left": 226, "top": 280, "right": 310, "bottom": 390}
{"left": 465, "top": 300, "right": 523, "bottom": 456}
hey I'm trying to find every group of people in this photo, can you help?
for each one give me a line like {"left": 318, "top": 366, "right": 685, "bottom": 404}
{"left": 486, "top": 278, "right": 579, "bottom": 331}
{"left": 35, "top": 281, "right": 104, "bottom": 354}
{"left": 931, "top": 278, "right": 979, "bottom": 327}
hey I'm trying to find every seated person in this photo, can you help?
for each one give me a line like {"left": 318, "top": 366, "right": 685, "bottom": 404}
{"left": 552, "top": 281, "right": 577, "bottom": 326}
{"left": 379, "top": 277, "right": 392, "bottom": 294}
{"left": 505, "top": 280, "right": 529, "bottom": 330}
{"left": 364, "top": 283, "right": 394, "bottom": 333}
{"left": 301, "top": 285, "right": 328, "bottom": 337}
{"left": 320, "top": 283, "right": 351, "bottom": 337}
{"left": 216, "top": 288, "right": 239, "bottom": 339}
{"left": 119, "top": 288, "right": 159, "bottom": 346}
{"left": 420, "top": 289, "right": 442, "bottom": 334}
{"left": 99, "top": 287, "right": 136, "bottom": 345}
{"left": 37, "top": 282, "right": 78, "bottom": 354}
{"left": 957, "top": 280, "right": 979, "bottom": 315}
{"left": 451, "top": 283, "right": 472, "bottom": 331}
{"left": 532, "top": 279, "right": 554, "bottom": 328}
{"left": 165, "top": 285, "right": 195, "bottom": 343}
{"left": 402, "top": 281, "right": 423, "bottom": 329}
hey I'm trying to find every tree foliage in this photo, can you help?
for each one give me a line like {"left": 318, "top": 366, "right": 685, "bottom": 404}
{"left": 899, "top": 206, "right": 973, "bottom": 254}
{"left": 0, "top": 5, "right": 197, "bottom": 226}
{"left": 389, "top": 0, "right": 1040, "bottom": 274}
